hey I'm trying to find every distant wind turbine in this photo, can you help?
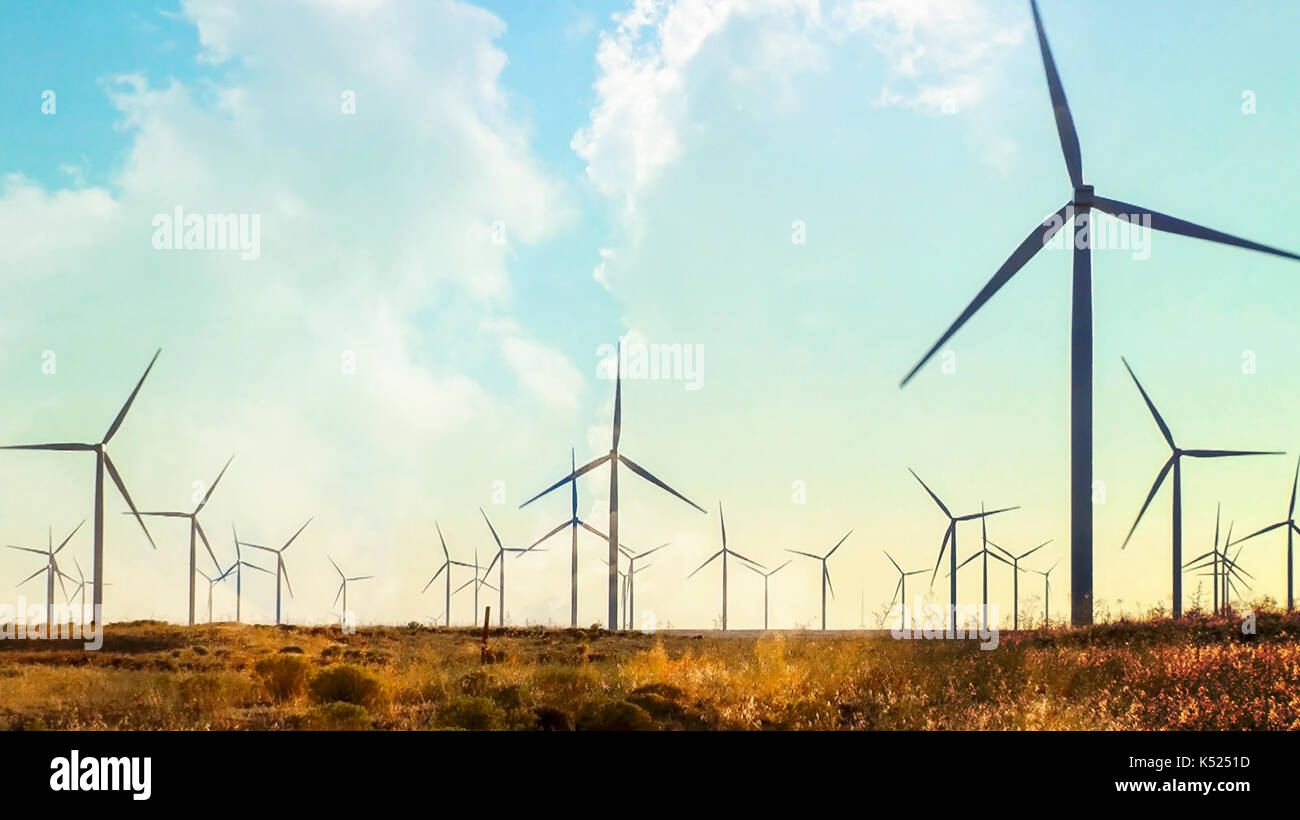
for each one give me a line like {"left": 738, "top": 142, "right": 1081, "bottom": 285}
{"left": 687, "top": 504, "right": 763, "bottom": 631}
{"left": 1120, "top": 357, "right": 1281, "bottom": 618}
{"left": 520, "top": 340, "right": 707, "bottom": 630}
{"left": 481, "top": 508, "right": 543, "bottom": 628}
{"left": 453, "top": 548, "right": 497, "bottom": 624}
{"left": 241, "top": 518, "right": 312, "bottom": 625}
{"left": 788, "top": 531, "right": 852, "bottom": 631}
{"left": 329, "top": 556, "right": 373, "bottom": 615}
{"left": 8, "top": 521, "right": 82, "bottom": 625}
{"left": 196, "top": 564, "right": 235, "bottom": 624}
{"left": 991, "top": 539, "right": 1052, "bottom": 630}
{"left": 1230, "top": 454, "right": 1300, "bottom": 611}
{"left": 1184, "top": 510, "right": 1252, "bottom": 615}
{"left": 1033, "top": 560, "right": 1059, "bottom": 628}
{"left": 884, "top": 550, "right": 926, "bottom": 631}
{"left": 422, "top": 522, "right": 474, "bottom": 627}
{"left": 910, "top": 469, "right": 1016, "bottom": 633}
{"left": 229, "top": 523, "right": 271, "bottom": 623}
{"left": 132, "top": 454, "right": 234, "bottom": 625}
{"left": 618, "top": 542, "right": 668, "bottom": 631}
{"left": 898, "top": 0, "right": 1300, "bottom": 627}
{"left": 520, "top": 448, "right": 615, "bottom": 627}
{"left": 742, "top": 559, "right": 791, "bottom": 631}
{"left": 2, "top": 349, "right": 161, "bottom": 620}
{"left": 952, "top": 506, "right": 1014, "bottom": 631}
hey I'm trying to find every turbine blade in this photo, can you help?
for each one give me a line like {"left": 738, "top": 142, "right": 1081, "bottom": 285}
{"left": 1018, "top": 539, "right": 1052, "bottom": 560}
{"left": 1230, "top": 521, "right": 1286, "bottom": 546}
{"left": 824, "top": 566, "right": 835, "bottom": 599}
{"left": 889, "top": 577, "right": 902, "bottom": 610}
{"left": 579, "top": 521, "right": 610, "bottom": 541}
{"left": 526, "top": 520, "right": 569, "bottom": 551}
{"left": 333, "top": 581, "right": 344, "bottom": 608}
{"left": 930, "top": 525, "right": 953, "bottom": 586}
{"left": 1121, "top": 457, "right": 1175, "bottom": 550}
{"left": 103, "top": 453, "right": 156, "bottom": 549}
{"left": 884, "top": 550, "right": 902, "bottom": 573}
{"left": 422, "top": 563, "right": 446, "bottom": 593}
{"left": 825, "top": 530, "right": 852, "bottom": 558}
{"left": 727, "top": 549, "right": 765, "bottom": 568}
{"left": 17, "top": 567, "right": 46, "bottom": 587}
{"left": 612, "top": 340, "right": 622, "bottom": 449}
{"left": 1291, "top": 455, "right": 1300, "bottom": 519}
{"left": 1120, "top": 358, "right": 1176, "bottom": 449}
{"left": 280, "top": 561, "right": 294, "bottom": 598}
{"left": 636, "top": 542, "right": 671, "bottom": 560}
{"left": 483, "top": 550, "right": 501, "bottom": 576}
{"left": 103, "top": 348, "right": 161, "bottom": 444}
{"left": 908, "top": 469, "right": 951, "bottom": 518}
{"left": 955, "top": 551, "right": 980, "bottom": 571}
{"left": 687, "top": 550, "right": 722, "bottom": 580}
{"left": 957, "top": 505, "right": 1019, "bottom": 521}
{"left": 1092, "top": 196, "right": 1300, "bottom": 263}
{"left": 328, "top": 555, "right": 344, "bottom": 579}
{"left": 196, "top": 454, "right": 235, "bottom": 513}
{"left": 479, "top": 507, "right": 505, "bottom": 553}
{"left": 281, "top": 518, "right": 312, "bottom": 552}
{"left": 518, "top": 454, "right": 611, "bottom": 509}
{"left": 770, "top": 559, "right": 792, "bottom": 575}
{"left": 7, "top": 545, "right": 47, "bottom": 555}
{"left": 1029, "top": 0, "right": 1083, "bottom": 188}
{"left": 899, "top": 205, "right": 1069, "bottom": 387}
{"left": 436, "top": 521, "right": 449, "bottom": 561}
{"left": 618, "top": 454, "right": 707, "bottom": 514}
{"left": 786, "top": 549, "right": 822, "bottom": 560}
{"left": 194, "top": 519, "right": 221, "bottom": 573}
{"left": 0, "top": 442, "right": 95, "bottom": 451}
{"left": 1184, "top": 449, "right": 1283, "bottom": 458}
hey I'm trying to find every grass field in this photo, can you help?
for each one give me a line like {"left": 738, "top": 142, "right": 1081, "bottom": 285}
{"left": 1, "top": 611, "right": 1298, "bottom": 730}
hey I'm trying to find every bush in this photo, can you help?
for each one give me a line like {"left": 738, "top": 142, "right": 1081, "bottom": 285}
{"left": 455, "top": 671, "right": 494, "bottom": 696}
{"left": 179, "top": 673, "right": 225, "bottom": 712}
{"left": 304, "top": 702, "right": 371, "bottom": 730}
{"left": 533, "top": 706, "right": 574, "bottom": 731}
{"left": 309, "top": 664, "right": 383, "bottom": 708}
{"left": 279, "top": 645, "right": 304, "bottom": 654}
{"left": 576, "top": 699, "right": 657, "bottom": 731}
{"left": 438, "top": 696, "right": 505, "bottom": 730}
{"left": 254, "top": 655, "right": 311, "bottom": 702}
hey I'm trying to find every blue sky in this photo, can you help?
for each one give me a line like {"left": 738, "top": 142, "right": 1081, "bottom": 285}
{"left": 2, "top": 0, "right": 1299, "bottom": 629}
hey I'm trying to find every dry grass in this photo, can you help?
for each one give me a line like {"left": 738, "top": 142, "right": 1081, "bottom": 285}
{"left": 0, "top": 611, "right": 1297, "bottom": 730}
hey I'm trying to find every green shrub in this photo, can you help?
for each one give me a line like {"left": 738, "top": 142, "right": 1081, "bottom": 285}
{"left": 309, "top": 664, "right": 383, "bottom": 708}
{"left": 576, "top": 699, "right": 657, "bottom": 731}
{"left": 438, "top": 696, "right": 505, "bottom": 730}
{"left": 304, "top": 702, "right": 371, "bottom": 730}
{"left": 254, "top": 655, "right": 310, "bottom": 702}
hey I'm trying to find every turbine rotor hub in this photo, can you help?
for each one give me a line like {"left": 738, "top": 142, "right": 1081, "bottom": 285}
{"left": 1073, "top": 185, "right": 1095, "bottom": 207}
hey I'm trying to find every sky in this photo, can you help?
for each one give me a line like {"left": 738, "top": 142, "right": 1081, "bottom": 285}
{"left": 2, "top": 0, "right": 1300, "bottom": 630}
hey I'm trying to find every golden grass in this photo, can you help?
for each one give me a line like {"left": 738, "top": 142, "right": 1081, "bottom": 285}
{"left": 0, "top": 612, "right": 1297, "bottom": 730}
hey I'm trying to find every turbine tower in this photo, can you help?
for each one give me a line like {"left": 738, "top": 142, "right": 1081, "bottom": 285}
{"left": 481, "top": 508, "right": 543, "bottom": 627}
{"left": 2, "top": 349, "right": 161, "bottom": 621}
{"left": 687, "top": 504, "right": 762, "bottom": 631}
{"left": 520, "top": 340, "right": 706, "bottom": 630}
{"left": 788, "top": 531, "right": 852, "bottom": 631}
{"left": 133, "top": 454, "right": 234, "bottom": 625}
{"left": 229, "top": 523, "right": 270, "bottom": 623}
{"left": 910, "top": 469, "right": 1015, "bottom": 633}
{"left": 899, "top": 0, "right": 1300, "bottom": 626}
{"left": 741, "top": 559, "right": 791, "bottom": 631}
{"left": 1120, "top": 358, "right": 1281, "bottom": 618}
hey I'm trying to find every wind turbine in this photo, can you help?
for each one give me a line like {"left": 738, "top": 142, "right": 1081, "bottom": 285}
{"left": 453, "top": 547, "right": 496, "bottom": 624}
{"left": 884, "top": 551, "right": 926, "bottom": 631}
{"left": 480, "top": 508, "right": 543, "bottom": 628}
{"left": 132, "top": 454, "right": 234, "bottom": 625}
{"left": 228, "top": 523, "right": 270, "bottom": 623}
{"left": 787, "top": 531, "right": 852, "bottom": 631}
{"left": 8, "top": 521, "right": 82, "bottom": 626}
{"left": 196, "top": 564, "right": 235, "bottom": 624}
{"left": 991, "top": 539, "right": 1052, "bottom": 630}
{"left": 1184, "top": 511, "right": 1252, "bottom": 615}
{"left": 910, "top": 469, "right": 1016, "bottom": 633}
{"left": 687, "top": 503, "right": 763, "bottom": 631}
{"left": 520, "top": 448, "right": 616, "bottom": 627}
{"left": 1230, "top": 454, "right": 1300, "bottom": 611}
{"left": 898, "top": 0, "right": 1300, "bottom": 627}
{"left": 601, "top": 558, "right": 652, "bottom": 629}
{"left": 618, "top": 542, "right": 669, "bottom": 631}
{"left": 951, "top": 505, "right": 1014, "bottom": 631}
{"left": 1120, "top": 357, "right": 1281, "bottom": 618}
{"left": 2, "top": 349, "right": 161, "bottom": 621}
{"left": 422, "top": 522, "right": 474, "bottom": 627}
{"left": 1033, "top": 560, "right": 1059, "bottom": 627}
{"left": 329, "top": 557, "right": 373, "bottom": 615}
{"left": 741, "top": 559, "right": 791, "bottom": 631}
{"left": 240, "top": 518, "right": 312, "bottom": 625}
{"left": 520, "top": 340, "right": 707, "bottom": 630}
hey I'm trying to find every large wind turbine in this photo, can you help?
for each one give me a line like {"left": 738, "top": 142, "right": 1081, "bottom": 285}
{"left": 8, "top": 521, "right": 82, "bottom": 625}
{"left": 422, "top": 522, "right": 473, "bottom": 627}
{"left": 910, "top": 469, "right": 1016, "bottom": 633}
{"left": 520, "top": 341, "right": 706, "bottom": 630}
{"left": 687, "top": 504, "right": 763, "bottom": 631}
{"left": 788, "top": 531, "right": 852, "bottom": 631}
{"left": 898, "top": 0, "right": 1300, "bottom": 627}
{"left": 1120, "top": 358, "right": 1281, "bottom": 618}
{"left": 618, "top": 542, "right": 668, "bottom": 631}
{"left": 884, "top": 551, "right": 927, "bottom": 631}
{"left": 1231, "top": 454, "right": 1300, "bottom": 611}
{"left": 228, "top": 523, "right": 270, "bottom": 623}
{"left": 240, "top": 518, "right": 312, "bottom": 625}
{"left": 133, "top": 454, "right": 234, "bottom": 625}
{"left": 741, "top": 559, "right": 790, "bottom": 631}
{"left": 519, "top": 449, "right": 613, "bottom": 627}
{"left": 2, "top": 349, "right": 161, "bottom": 621}
{"left": 991, "top": 539, "right": 1051, "bottom": 630}
{"left": 329, "top": 557, "right": 373, "bottom": 614}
